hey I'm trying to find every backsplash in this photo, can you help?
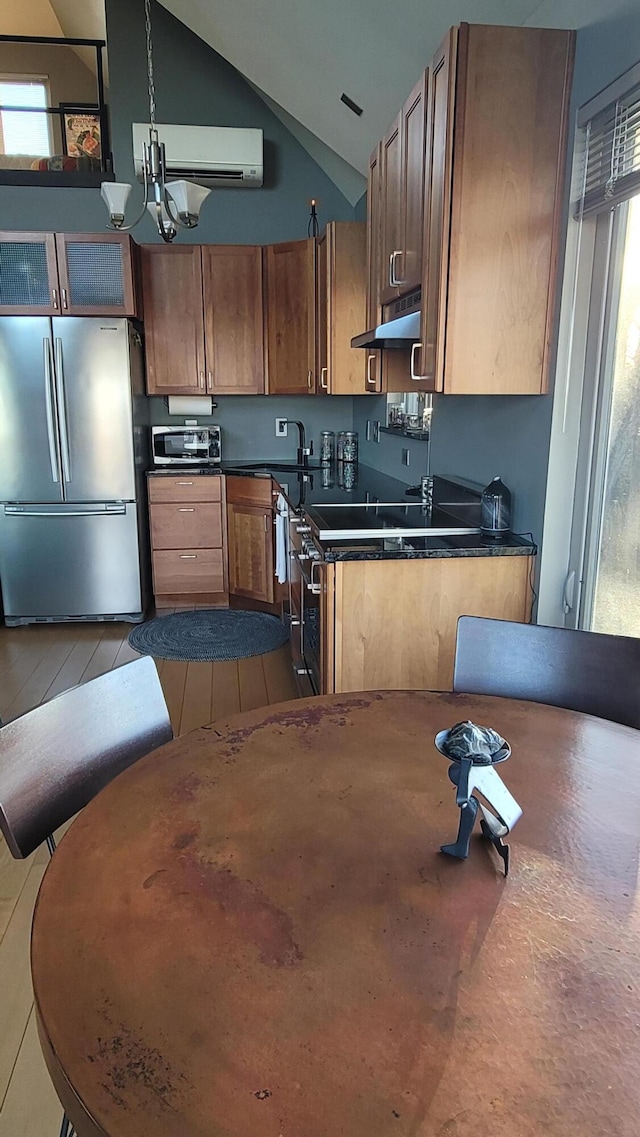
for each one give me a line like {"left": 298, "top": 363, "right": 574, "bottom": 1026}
{"left": 147, "top": 395, "right": 356, "bottom": 463}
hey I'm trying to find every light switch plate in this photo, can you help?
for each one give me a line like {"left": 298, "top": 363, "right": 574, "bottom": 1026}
{"left": 402, "top": 448, "right": 410, "bottom": 466}
{"left": 275, "top": 418, "right": 288, "bottom": 437}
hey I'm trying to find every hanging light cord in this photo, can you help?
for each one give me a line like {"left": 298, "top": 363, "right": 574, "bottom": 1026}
{"left": 145, "top": 0, "right": 157, "bottom": 130}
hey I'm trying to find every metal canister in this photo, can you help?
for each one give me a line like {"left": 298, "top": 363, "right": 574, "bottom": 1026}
{"left": 320, "top": 431, "right": 335, "bottom": 464}
{"left": 337, "top": 430, "right": 358, "bottom": 463}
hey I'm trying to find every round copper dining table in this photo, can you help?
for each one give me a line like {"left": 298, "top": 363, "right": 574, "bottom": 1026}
{"left": 31, "top": 690, "right": 640, "bottom": 1137}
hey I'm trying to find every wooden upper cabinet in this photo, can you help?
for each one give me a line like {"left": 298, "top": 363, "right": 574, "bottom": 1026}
{"left": 416, "top": 30, "right": 456, "bottom": 390}
{"left": 316, "top": 230, "right": 329, "bottom": 392}
{"left": 400, "top": 72, "right": 428, "bottom": 294}
{"left": 419, "top": 24, "right": 575, "bottom": 395}
{"left": 55, "top": 233, "right": 137, "bottom": 316}
{"left": 316, "top": 222, "right": 367, "bottom": 396}
{"left": 265, "top": 239, "right": 316, "bottom": 395}
{"left": 0, "top": 232, "right": 59, "bottom": 315}
{"left": 379, "top": 114, "right": 403, "bottom": 307}
{"left": 141, "top": 244, "right": 206, "bottom": 396}
{"left": 366, "top": 144, "right": 382, "bottom": 330}
{"left": 202, "top": 245, "right": 265, "bottom": 395}
{"left": 377, "top": 74, "right": 428, "bottom": 309}
{"left": 0, "top": 231, "right": 137, "bottom": 317}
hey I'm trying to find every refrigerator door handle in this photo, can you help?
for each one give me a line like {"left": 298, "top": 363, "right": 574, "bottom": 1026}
{"left": 54, "top": 337, "right": 72, "bottom": 484}
{"left": 43, "top": 338, "right": 60, "bottom": 484}
{"left": 4, "top": 506, "right": 127, "bottom": 518}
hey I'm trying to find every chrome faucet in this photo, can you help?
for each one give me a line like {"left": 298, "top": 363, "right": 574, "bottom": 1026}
{"left": 284, "top": 420, "right": 313, "bottom": 467}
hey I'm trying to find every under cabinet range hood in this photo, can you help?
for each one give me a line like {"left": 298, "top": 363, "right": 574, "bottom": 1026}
{"left": 351, "top": 309, "right": 421, "bottom": 350}
{"left": 351, "top": 288, "right": 422, "bottom": 349}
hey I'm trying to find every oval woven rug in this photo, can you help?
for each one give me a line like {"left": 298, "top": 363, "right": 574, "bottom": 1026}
{"left": 128, "top": 609, "right": 289, "bottom": 662}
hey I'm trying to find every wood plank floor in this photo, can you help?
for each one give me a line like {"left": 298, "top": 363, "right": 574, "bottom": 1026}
{"left": 0, "top": 616, "right": 298, "bottom": 1135}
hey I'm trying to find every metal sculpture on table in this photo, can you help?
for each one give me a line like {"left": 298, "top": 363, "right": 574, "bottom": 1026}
{"left": 435, "top": 721, "right": 522, "bottom": 876}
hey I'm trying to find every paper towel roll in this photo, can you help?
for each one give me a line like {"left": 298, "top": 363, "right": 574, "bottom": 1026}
{"left": 167, "top": 396, "right": 214, "bottom": 417}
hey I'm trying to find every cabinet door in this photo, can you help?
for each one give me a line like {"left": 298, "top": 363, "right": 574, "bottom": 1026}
{"left": 379, "top": 114, "right": 403, "bottom": 306}
{"left": 55, "top": 234, "right": 137, "bottom": 316}
{"left": 418, "top": 28, "right": 457, "bottom": 391}
{"left": 316, "top": 231, "right": 329, "bottom": 392}
{"left": 202, "top": 245, "right": 265, "bottom": 395}
{"left": 141, "top": 245, "right": 206, "bottom": 396}
{"left": 326, "top": 223, "right": 368, "bottom": 396}
{"left": 400, "top": 71, "right": 428, "bottom": 294}
{"left": 265, "top": 239, "right": 316, "bottom": 395}
{"left": 227, "top": 503, "right": 274, "bottom": 603}
{"left": 0, "top": 232, "right": 59, "bottom": 315}
{"left": 366, "top": 144, "right": 382, "bottom": 330}
{"left": 443, "top": 25, "right": 574, "bottom": 395}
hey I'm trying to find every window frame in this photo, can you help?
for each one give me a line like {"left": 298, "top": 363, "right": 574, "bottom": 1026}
{"left": 0, "top": 73, "right": 53, "bottom": 158}
{"left": 538, "top": 59, "right": 640, "bottom": 628}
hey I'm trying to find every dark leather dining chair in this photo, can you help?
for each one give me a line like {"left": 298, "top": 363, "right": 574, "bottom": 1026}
{"left": 0, "top": 656, "right": 172, "bottom": 1137}
{"left": 0, "top": 655, "right": 173, "bottom": 860}
{"left": 453, "top": 616, "right": 640, "bottom": 730}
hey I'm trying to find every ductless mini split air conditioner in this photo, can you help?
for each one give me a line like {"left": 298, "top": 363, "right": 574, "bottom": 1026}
{"left": 132, "top": 123, "right": 263, "bottom": 187}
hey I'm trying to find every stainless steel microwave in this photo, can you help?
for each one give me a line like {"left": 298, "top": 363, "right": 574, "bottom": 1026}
{"left": 151, "top": 425, "right": 221, "bottom": 466}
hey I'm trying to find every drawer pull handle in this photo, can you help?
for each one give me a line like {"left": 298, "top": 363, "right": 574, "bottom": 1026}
{"left": 177, "top": 507, "right": 195, "bottom": 512}
{"left": 179, "top": 554, "right": 197, "bottom": 559}
{"left": 177, "top": 481, "right": 194, "bottom": 485}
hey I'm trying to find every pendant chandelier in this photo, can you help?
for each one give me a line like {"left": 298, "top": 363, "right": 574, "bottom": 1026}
{"left": 100, "top": 0, "right": 210, "bottom": 242}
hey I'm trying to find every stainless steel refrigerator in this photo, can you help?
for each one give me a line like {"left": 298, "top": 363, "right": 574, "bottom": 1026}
{"left": 0, "top": 317, "right": 149, "bottom": 625}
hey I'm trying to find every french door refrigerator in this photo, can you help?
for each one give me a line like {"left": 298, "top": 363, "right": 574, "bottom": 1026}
{"left": 0, "top": 317, "right": 148, "bottom": 624}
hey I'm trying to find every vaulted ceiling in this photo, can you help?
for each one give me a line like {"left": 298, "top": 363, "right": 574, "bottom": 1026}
{"left": 159, "top": 0, "right": 635, "bottom": 187}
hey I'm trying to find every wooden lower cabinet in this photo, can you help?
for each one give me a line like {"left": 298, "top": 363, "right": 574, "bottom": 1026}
{"left": 148, "top": 475, "right": 227, "bottom": 606}
{"left": 152, "top": 549, "right": 225, "bottom": 597}
{"left": 226, "top": 478, "right": 274, "bottom": 604}
{"left": 320, "top": 555, "right": 531, "bottom": 694}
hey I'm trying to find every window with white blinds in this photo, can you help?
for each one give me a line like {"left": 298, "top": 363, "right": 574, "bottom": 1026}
{"left": 0, "top": 78, "right": 51, "bottom": 157}
{"left": 577, "top": 62, "right": 640, "bottom": 216}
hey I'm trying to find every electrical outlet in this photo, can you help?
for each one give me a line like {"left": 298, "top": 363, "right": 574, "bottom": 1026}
{"left": 275, "top": 418, "right": 288, "bottom": 437}
{"left": 402, "top": 448, "right": 410, "bottom": 466}
{"left": 373, "top": 420, "right": 381, "bottom": 443}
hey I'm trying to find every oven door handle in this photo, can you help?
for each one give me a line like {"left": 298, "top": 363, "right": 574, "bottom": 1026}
{"left": 308, "top": 560, "right": 324, "bottom": 595}
{"left": 293, "top": 549, "right": 323, "bottom": 593}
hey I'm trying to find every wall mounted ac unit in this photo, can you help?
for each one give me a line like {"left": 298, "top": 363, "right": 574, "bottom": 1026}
{"left": 132, "top": 124, "right": 263, "bottom": 187}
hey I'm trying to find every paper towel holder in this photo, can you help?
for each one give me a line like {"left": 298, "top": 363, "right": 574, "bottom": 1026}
{"left": 164, "top": 396, "right": 218, "bottom": 417}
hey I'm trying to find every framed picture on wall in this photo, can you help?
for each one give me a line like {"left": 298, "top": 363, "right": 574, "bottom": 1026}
{"left": 62, "top": 105, "right": 102, "bottom": 161}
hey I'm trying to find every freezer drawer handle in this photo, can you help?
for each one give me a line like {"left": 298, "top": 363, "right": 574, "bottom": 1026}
{"left": 54, "top": 338, "right": 72, "bottom": 483}
{"left": 4, "top": 506, "right": 127, "bottom": 518}
{"left": 43, "top": 338, "right": 60, "bottom": 484}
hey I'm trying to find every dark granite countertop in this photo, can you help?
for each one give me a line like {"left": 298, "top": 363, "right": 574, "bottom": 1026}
{"left": 321, "top": 532, "right": 535, "bottom": 561}
{"left": 146, "top": 463, "right": 535, "bottom": 561}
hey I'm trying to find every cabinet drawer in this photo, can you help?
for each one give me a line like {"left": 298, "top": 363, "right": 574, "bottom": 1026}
{"left": 148, "top": 476, "right": 222, "bottom": 504}
{"left": 152, "top": 549, "right": 225, "bottom": 595}
{"left": 150, "top": 502, "right": 222, "bottom": 549}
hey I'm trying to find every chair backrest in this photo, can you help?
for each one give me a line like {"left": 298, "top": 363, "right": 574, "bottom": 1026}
{"left": 0, "top": 656, "right": 172, "bottom": 859}
{"left": 453, "top": 616, "right": 640, "bottom": 730}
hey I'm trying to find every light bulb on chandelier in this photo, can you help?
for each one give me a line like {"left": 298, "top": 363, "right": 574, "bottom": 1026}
{"left": 100, "top": 0, "right": 210, "bottom": 242}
